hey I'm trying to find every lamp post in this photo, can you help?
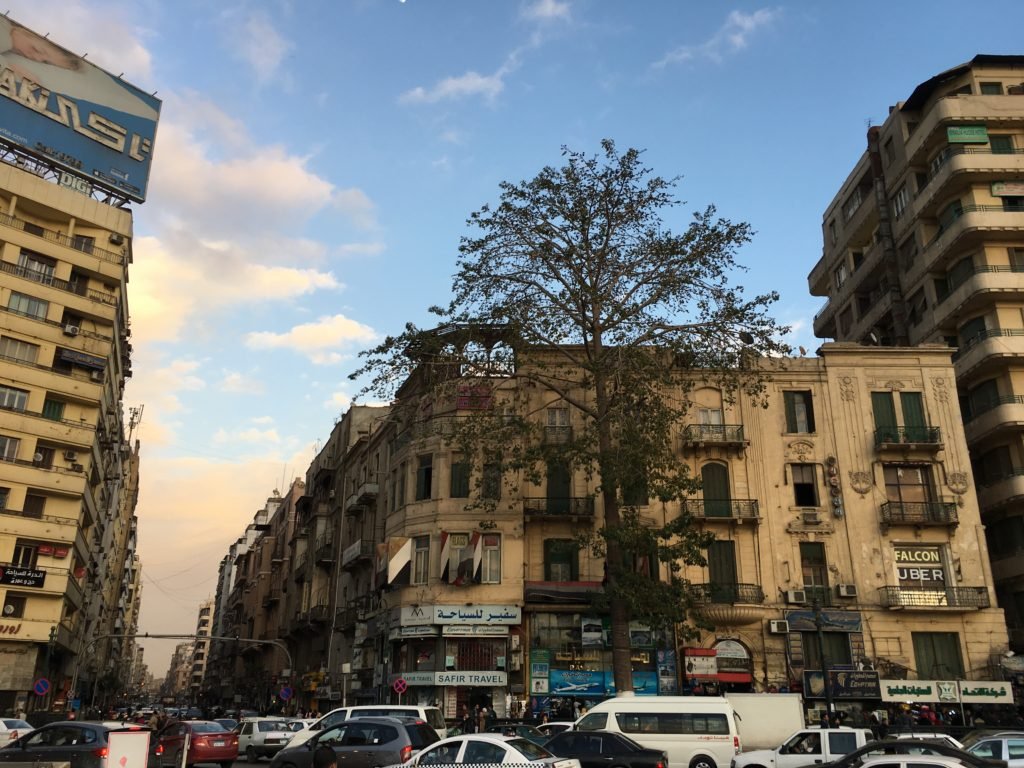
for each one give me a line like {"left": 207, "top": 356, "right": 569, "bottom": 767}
{"left": 812, "top": 601, "right": 835, "bottom": 720}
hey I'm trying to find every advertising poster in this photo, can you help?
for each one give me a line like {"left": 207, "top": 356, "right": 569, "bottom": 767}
{"left": 657, "top": 649, "right": 679, "bottom": 694}
{"left": 581, "top": 616, "right": 604, "bottom": 647}
{"left": 633, "top": 670, "right": 658, "bottom": 695}
{"left": 548, "top": 669, "right": 606, "bottom": 697}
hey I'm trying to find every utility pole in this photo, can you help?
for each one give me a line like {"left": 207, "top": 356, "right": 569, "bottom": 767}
{"left": 813, "top": 601, "right": 836, "bottom": 720}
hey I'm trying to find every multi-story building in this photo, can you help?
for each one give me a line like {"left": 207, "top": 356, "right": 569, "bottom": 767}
{"left": 190, "top": 599, "right": 213, "bottom": 698}
{"left": 808, "top": 55, "right": 1024, "bottom": 650}
{"left": 161, "top": 641, "right": 194, "bottom": 703}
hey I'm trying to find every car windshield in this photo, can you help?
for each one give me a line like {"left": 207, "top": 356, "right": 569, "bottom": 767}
{"left": 1, "top": 721, "right": 30, "bottom": 730}
{"left": 192, "top": 723, "right": 228, "bottom": 733}
{"left": 509, "top": 738, "right": 552, "bottom": 760}
{"left": 258, "top": 722, "right": 290, "bottom": 732}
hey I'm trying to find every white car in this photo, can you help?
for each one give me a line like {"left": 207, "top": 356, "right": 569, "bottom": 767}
{"left": 894, "top": 734, "right": 965, "bottom": 750}
{"left": 407, "top": 734, "right": 581, "bottom": 768}
{"left": 236, "top": 718, "right": 294, "bottom": 762}
{"left": 0, "top": 719, "right": 32, "bottom": 743}
{"left": 285, "top": 719, "right": 316, "bottom": 733}
{"left": 536, "top": 723, "right": 575, "bottom": 738}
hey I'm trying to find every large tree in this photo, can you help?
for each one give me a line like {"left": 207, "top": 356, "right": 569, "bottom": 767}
{"left": 353, "top": 140, "right": 788, "bottom": 692}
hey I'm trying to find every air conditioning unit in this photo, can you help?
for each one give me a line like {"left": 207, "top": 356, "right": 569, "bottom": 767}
{"left": 1008, "top": 84, "right": 1024, "bottom": 95}
{"left": 837, "top": 584, "right": 859, "bottom": 598}
{"left": 90, "top": 370, "right": 103, "bottom": 383}
{"left": 769, "top": 619, "right": 790, "bottom": 634}
{"left": 785, "top": 589, "right": 808, "bottom": 605}
{"left": 109, "top": 233, "right": 125, "bottom": 245}
{"left": 63, "top": 324, "right": 80, "bottom": 336}
{"left": 63, "top": 450, "right": 77, "bottom": 461}
{"left": 72, "top": 463, "right": 84, "bottom": 472}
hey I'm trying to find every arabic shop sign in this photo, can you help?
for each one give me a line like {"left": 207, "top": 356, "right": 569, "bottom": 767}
{"left": 880, "top": 679, "right": 1012, "bottom": 704}
{"left": 947, "top": 125, "right": 988, "bottom": 144}
{"left": 392, "top": 671, "right": 508, "bottom": 687}
{"left": 803, "top": 670, "right": 881, "bottom": 699}
{"left": 399, "top": 604, "right": 521, "bottom": 626}
{"left": 0, "top": 567, "right": 45, "bottom": 588}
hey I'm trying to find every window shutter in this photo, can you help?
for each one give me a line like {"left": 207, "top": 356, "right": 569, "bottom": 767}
{"left": 871, "top": 392, "right": 898, "bottom": 442}
{"left": 784, "top": 392, "right": 798, "bottom": 432}
{"left": 701, "top": 464, "right": 731, "bottom": 517}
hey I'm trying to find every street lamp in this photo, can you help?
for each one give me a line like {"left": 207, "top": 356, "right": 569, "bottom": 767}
{"left": 812, "top": 601, "right": 835, "bottom": 720}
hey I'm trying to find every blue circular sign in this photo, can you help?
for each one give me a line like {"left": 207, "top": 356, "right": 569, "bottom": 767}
{"left": 279, "top": 686, "right": 293, "bottom": 701}
{"left": 33, "top": 678, "right": 50, "bottom": 696}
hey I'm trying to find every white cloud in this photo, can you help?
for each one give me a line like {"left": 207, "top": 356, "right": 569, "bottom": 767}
{"left": 220, "top": 371, "right": 265, "bottom": 395}
{"left": 522, "top": 0, "right": 571, "bottom": 22}
{"left": 334, "top": 188, "right": 379, "bottom": 230}
{"left": 250, "top": 416, "right": 275, "bottom": 425}
{"left": 336, "top": 242, "right": 386, "bottom": 258}
{"left": 325, "top": 389, "right": 352, "bottom": 411}
{"left": 226, "top": 9, "right": 293, "bottom": 85}
{"left": 400, "top": 70, "right": 507, "bottom": 105}
{"left": 244, "top": 314, "right": 378, "bottom": 363}
{"left": 212, "top": 427, "right": 281, "bottom": 445}
{"left": 653, "top": 7, "right": 780, "bottom": 68}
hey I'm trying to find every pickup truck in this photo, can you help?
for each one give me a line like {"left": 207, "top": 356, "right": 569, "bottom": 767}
{"left": 732, "top": 727, "right": 874, "bottom": 768}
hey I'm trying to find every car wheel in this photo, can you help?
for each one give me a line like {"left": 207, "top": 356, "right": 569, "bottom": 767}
{"left": 247, "top": 746, "right": 258, "bottom": 762}
{"left": 171, "top": 750, "right": 183, "bottom": 768}
{"left": 690, "top": 756, "right": 717, "bottom": 768}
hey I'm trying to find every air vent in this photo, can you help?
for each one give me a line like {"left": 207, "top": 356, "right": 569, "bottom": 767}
{"left": 769, "top": 619, "right": 790, "bottom": 634}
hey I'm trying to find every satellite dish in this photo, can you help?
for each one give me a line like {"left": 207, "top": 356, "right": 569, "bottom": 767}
{"left": 3, "top": 604, "right": 14, "bottom": 616}
{"left": 33, "top": 453, "right": 43, "bottom": 463}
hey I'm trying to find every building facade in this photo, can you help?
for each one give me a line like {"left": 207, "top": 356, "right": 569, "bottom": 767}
{"left": 808, "top": 56, "right": 1024, "bottom": 652}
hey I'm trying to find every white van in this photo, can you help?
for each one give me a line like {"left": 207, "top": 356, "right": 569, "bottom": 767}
{"left": 285, "top": 704, "right": 447, "bottom": 748}
{"left": 575, "top": 696, "right": 740, "bottom": 768}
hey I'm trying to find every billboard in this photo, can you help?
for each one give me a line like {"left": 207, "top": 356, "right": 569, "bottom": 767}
{"left": 0, "top": 16, "right": 160, "bottom": 202}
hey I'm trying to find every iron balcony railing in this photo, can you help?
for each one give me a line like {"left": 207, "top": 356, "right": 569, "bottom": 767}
{"left": 683, "top": 498, "right": 760, "bottom": 521}
{"left": 925, "top": 145, "right": 1024, "bottom": 185}
{"left": 874, "top": 426, "right": 942, "bottom": 447}
{"left": 0, "top": 209, "right": 125, "bottom": 265}
{"left": 308, "top": 603, "right": 330, "bottom": 623}
{"left": 341, "top": 539, "right": 375, "bottom": 568}
{"left": 543, "top": 425, "right": 573, "bottom": 444}
{"left": 928, "top": 203, "right": 1024, "bottom": 248}
{"left": 978, "top": 467, "right": 1024, "bottom": 489}
{"left": 952, "top": 328, "right": 1024, "bottom": 361}
{"left": 682, "top": 424, "right": 747, "bottom": 444}
{"left": 880, "top": 501, "right": 958, "bottom": 526}
{"left": 523, "top": 497, "right": 595, "bottom": 517}
{"left": 937, "top": 264, "right": 1024, "bottom": 304}
{"left": 878, "top": 586, "right": 990, "bottom": 609}
{"left": 964, "top": 394, "right": 1024, "bottom": 423}
{"left": 688, "top": 583, "right": 765, "bottom": 605}
{"left": 0, "top": 260, "right": 117, "bottom": 305}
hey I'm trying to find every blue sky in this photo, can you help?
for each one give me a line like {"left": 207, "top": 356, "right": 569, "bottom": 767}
{"left": 6, "top": 0, "right": 1022, "bottom": 676}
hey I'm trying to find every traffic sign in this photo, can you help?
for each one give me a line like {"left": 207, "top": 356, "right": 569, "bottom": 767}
{"left": 392, "top": 678, "right": 408, "bottom": 694}
{"left": 33, "top": 678, "right": 50, "bottom": 696}
{"left": 279, "top": 686, "right": 293, "bottom": 701}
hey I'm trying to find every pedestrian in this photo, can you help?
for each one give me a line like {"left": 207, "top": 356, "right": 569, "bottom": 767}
{"left": 819, "top": 711, "right": 831, "bottom": 729}
{"left": 313, "top": 745, "right": 337, "bottom": 768}
{"left": 461, "top": 705, "right": 476, "bottom": 734}
{"left": 478, "top": 707, "right": 488, "bottom": 733}
{"left": 486, "top": 706, "right": 496, "bottom": 730}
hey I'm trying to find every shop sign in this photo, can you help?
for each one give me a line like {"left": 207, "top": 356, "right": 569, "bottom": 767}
{"left": 433, "top": 605, "right": 520, "bottom": 624}
{"left": 388, "top": 625, "right": 438, "bottom": 640}
{"left": 400, "top": 604, "right": 433, "bottom": 627}
{"left": 530, "top": 648, "right": 551, "bottom": 664}
{"left": 441, "top": 625, "right": 509, "bottom": 636}
{"left": 0, "top": 567, "right": 45, "bottom": 588}
{"left": 947, "top": 125, "right": 988, "bottom": 144}
{"left": 0, "top": 623, "right": 22, "bottom": 635}
{"left": 992, "top": 182, "right": 1024, "bottom": 197}
{"left": 959, "top": 681, "right": 1013, "bottom": 704}
{"left": 803, "top": 670, "right": 881, "bottom": 699}
{"left": 435, "top": 671, "right": 508, "bottom": 686}
{"left": 391, "top": 672, "right": 434, "bottom": 686}
{"left": 683, "top": 648, "right": 718, "bottom": 679}
{"left": 880, "top": 679, "right": 958, "bottom": 703}
{"left": 713, "top": 640, "right": 751, "bottom": 672}
{"left": 784, "top": 609, "right": 862, "bottom": 632}
{"left": 549, "top": 669, "right": 606, "bottom": 696}
{"left": 894, "top": 545, "right": 945, "bottom": 586}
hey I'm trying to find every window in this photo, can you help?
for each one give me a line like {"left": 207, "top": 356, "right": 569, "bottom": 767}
{"left": 980, "top": 82, "right": 1004, "bottom": 95}
{"left": 792, "top": 464, "right": 819, "bottom": 506}
{"left": 0, "top": 487, "right": 8, "bottom": 509}
{"left": 614, "top": 712, "right": 729, "bottom": 735}
{"left": 892, "top": 184, "right": 910, "bottom": 220}
{"left": 396, "top": 462, "right": 406, "bottom": 508}
{"left": 828, "top": 732, "right": 859, "bottom": 755}
{"left": 0, "top": 336, "right": 39, "bottom": 364}
{"left": 843, "top": 189, "right": 864, "bottom": 222}
{"left": 883, "top": 138, "right": 895, "bottom": 166}
{"left": 464, "top": 741, "right": 507, "bottom": 764}
{"left": 0, "top": 435, "right": 20, "bottom": 461}
{"left": 800, "top": 630, "right": 852, "bottom": 669}
{"left": 71, "top": 234, "right": 95, "bottom": 254}
{"left": 898, "top": 234, "right": 919, "bottom": 272}
{"left": 480, "top": 533, "right": 501, "bottom": 584}
{"left": 0, "top": 386, "right": 28, "bottom": 412}
{"left": 17, "top": 250, "right": 55, "bottom": 283}
{"left": 450, "top": 460, "right": 470, "bottom": 498}
{"left": 707, "top": 540, "right": 738, "bottom": 602}
{"left": 1002, "top": 196, "right": 1024, "bottom": 212}
{"left": 544, "top": 539, "right": 579, "bottom": 581}
{"left": 828, "top": 220, "right": 837, "bottom": 245}
{"left": 834, "top": 261, "right": 850, "bottom": 287}
{"left": 22, "top": 222, "right": 43, "bottom": 237}
{"left": 912, "top": 632, "right": 964, "bottom": 678}
{"left": 801, "top": 541, "right": 829, "bottom": 594}
{"left": 415, "top": 454, "right": 432, "bottom": 501}
{"left": 939, "top": 199, "right": 964, "bottom": 230}
{"left": 783, "top": 391, "right": 815, "bottom": 433}
{"left": 907, "top": 287, "right": 927, "bottom": 326}
{"left": 41, "top": 399, "right": 64, "bottom": 421}
{"left": 12, "top": 541, "right": 37, "bottom": 568}
{"left": 34, "top": 446, "right": 54, "bottom": 468}
{"left": 959, "top": 315, "right": 988, "bottom": 348}
{"left": 445, "top": 533, "right": 471, "bottom": 583}
{"left": 1, "top": 594, "right": 26, "bottom": 618}
{"left": 7, "top": 292, "right": 48, "bottom": 320}
{"left": 991, "top": 135, "right": 1014, "bottom": 153}
{"left": 701, "top": 463, "right": 731, "bottom": 517}
{"left": 412, "top": 535, "right": 429, "bottom": 584}
{"left": 884, "top": 465, "right": 935, "bottom": 504}
{"left": 482, "top": 461, "right": 502, "bottom": 500}
{"left": 22, "top": 493, "right": 44, "bottom": 518}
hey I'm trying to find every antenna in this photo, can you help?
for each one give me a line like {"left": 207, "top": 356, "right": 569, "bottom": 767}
{"left": 128, "top": 404, "right": 145, "bottom": 443}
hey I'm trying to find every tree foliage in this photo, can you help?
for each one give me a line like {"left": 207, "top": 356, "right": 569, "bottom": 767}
{"left": 352, "top": 140, "right": 789, "bottom": 690}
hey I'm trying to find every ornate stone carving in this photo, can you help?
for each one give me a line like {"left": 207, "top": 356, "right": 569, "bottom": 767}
{"left": 849, "top": 471, "right": 873, "bottom": 494}
{"left": 839, "top": 376, "right": 856, "bottom": 402}
{"left": 947, "top": 471, "right": 969, "bottom": 495}
{"left": 884, "top": 380, "right": 906, "bottom": 391}
{"left": 787, "top": 440, "right": 814, "bottom": 460}
{"left": 932, "top": 377, "right": 951, "bottom": 403}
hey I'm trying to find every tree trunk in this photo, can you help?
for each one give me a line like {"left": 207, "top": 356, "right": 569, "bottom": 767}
{"left": 605, "top": 489, "right": 634, "bottom": 694}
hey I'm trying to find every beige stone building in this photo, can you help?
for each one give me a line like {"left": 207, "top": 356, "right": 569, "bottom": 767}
{"left": 808, "top": 55, "right": 1024, "bottom": 652}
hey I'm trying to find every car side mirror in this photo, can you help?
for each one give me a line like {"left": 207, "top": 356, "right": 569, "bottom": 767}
{"left": 779, "top": 746, "right": 789, "bottom": 755}
{"left": 305, "top": 742, "right": 314, "bottom": 750}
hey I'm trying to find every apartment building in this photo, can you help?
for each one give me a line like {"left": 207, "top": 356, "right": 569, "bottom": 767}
{"left": 215, "top": 340, "right": 1008, "bottom": 718}
{"left": 190, "top": 599, "right": 213, "bottom": 696}
{"left": 808, "top": 55, "right": 1024, "bottom": 650}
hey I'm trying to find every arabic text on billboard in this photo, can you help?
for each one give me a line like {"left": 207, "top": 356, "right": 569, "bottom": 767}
{"left": 0, "top": 17, "right": 161, "bottom": 202}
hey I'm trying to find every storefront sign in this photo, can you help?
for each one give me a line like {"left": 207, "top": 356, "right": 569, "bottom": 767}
{"left": 992, "top": 181, "right": 1024, "bottom": 197}
{"left": 388, "top": 625, "right": 438, "bottom": 640}
{"left": 784, "top": 609, "right": 862, "bottom": 632}
{"left": 0, "top": 567, "right": 45, "bottom": 588}
{"left": 960, "top": 681, "right": 1012, "bottom": 704}
{"left": 714, "top": 639, "right": 753, "bottom": 683}
{"left": 395, "top": 671, "right": 508, "bottom": 687}
{"left": 804, "top": 670, "right": 881, "bottom": 699}
{"left": 433, "top": 605, "right": 521, "bottom": 624}
{"left": 684, "top": 648, "right": 718, "bottom": 679}
{"left": 400, "top": 604, "right": 432, "bottom": 627}
{"left": 58, "top": 348, "right": 106, "bottom": 370}
{"left": 657, "top": 649, "right": 678, "bottom": 694}
{"left": 894, "top": 545, "right": 945, "bottom": 585}
{"left": 0, "top": 624, "right": 21, "bottom": 636}
{"left": 947, "top": 125, "right": 988, "bottom": 144}
{"left": 441, "top": 625, "right": 509, "bottom": 636}
{"left": 880, "top": 679, "right": 958, "bottom": 703}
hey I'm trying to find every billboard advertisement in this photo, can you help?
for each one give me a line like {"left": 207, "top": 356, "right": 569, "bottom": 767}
{"left": 0, "top": 16, "right": 160, "bottom": 202}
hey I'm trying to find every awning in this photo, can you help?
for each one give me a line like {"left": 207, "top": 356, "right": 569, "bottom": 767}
{"left": 439, "top": 531, "right": 452, "bottom": 582}
{"left": 386, "top": 537, "right": 412, "bottom": 586}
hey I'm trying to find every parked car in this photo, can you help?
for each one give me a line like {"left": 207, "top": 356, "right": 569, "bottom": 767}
{"left": 0, "top": 720, "right": 33, "bottom": 743}
{"left": 537, "top": 723, "right": 575, "bottom": 739}
{"left": 964, "top": 732, "right": 1024, "bottom": 768}
{"left": 270, "top": 716, "right": 439, "bottom": 768}
{"left": 407, "top": 733, "right": 580, "bottom": 768}
{"left": 237, "top": 718, "right": 294, "bottom": 762}
{"left": 0, "top": 721, "right": 147, "bottom": 768}
{"left": 214, "top": 720, "right": 239, "bottom": 733}
{"left": 486, "top": 724, "right": 548, "bottom": 745}
{"left": 733, "top": 727, "right": 872, "bottom": 768}
{"left": 285, "top": 720, "right": 317, "bottom": 733}
{"left": 285, "top": 705, "right": 447, "bottom": 749}
{"left": 545, "top": 731, "right": 667, "bottom": 768}
{"left": 852, "top": 756, "right": 1006, "bottom": 768}
{"left": 154, "top": 720, "right": 237, "bottom": 768}
{"left": 816, "top": 739, "right": 1007, "bottom": 768}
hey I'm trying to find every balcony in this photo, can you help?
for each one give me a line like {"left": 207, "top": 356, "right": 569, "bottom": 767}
{"left": 345, "top": 493, "right": 364, "bottom": 516}
{"left": 336, "top": 604, "right": 356, "bottom": 629}
{"left": 0, "top": 209, "right": 125, "bottom": 265}
{"left": 543, "top": 425, "right": 573, "bottom": 444}
{"left": 916, "top": 146, "right": 1024, "bottom": 218}
{"left": 964, "top": 396, "right": 1024, "bottom": 445}
{"left": 953, "top": 329, "right": 1024, "bottom": 380}
{"left": 0, "top": 260, "right": 118, "bottom": 306}
{"left": 879, "top": 501, "right": 958, "bottom": 531}
{"left": 878, "top": 585, "right": 990, "bottom": 611}
{"left": 874, "top": 426, "right": 943, "bottom": 451}
{"left": 683, "top": 498, "right": 760, "bottom": 523}
{"left": 681, "top": 424, "right": 748, "bottom": 450}
{"left": 524, "top": 580, "right": 602, "bottom": 604}
{"left": 523, "top": 497, "right": 595, "bottom": 521}
{"left": 341, "top": 539, "right": 375, "bottom": 569}
{"left": 978, "top": 469, "right": 1024, "bottom": 512}
{"left": 262, "top": 594, "right": 280, "bottom": 610}
{"left": 356, "top": 481, "right": 379, "bottom": 506}
{"left": 688, "top": 582, "right": 765, "bottom": 626}
{"left": 309, "top": 603, "right": 331, "bottom": 623}
{"left": 315, "top": 534, "right": 335, "bottom": 567}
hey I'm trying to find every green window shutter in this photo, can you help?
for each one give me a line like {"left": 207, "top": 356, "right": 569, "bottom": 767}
{"left": 784, "top": 392, "right": 798, "bottom": 432}
{"left": 450, "top": 462, "right": 470, "bottom": 498}
{"left": 872, "top": 392, "right": 898, "bottom": 443}
{"left": 543, "top": 540, "right": 555, "bottom": 581}
{"left": 701, "top": 463, "right": 731, "bottom": 517}
{"left": 900, "top": 392, "right": 927, "bottom": 441}
{"left": 707, "top": 540, "right": 737, "bottom": 601}
{"left": 41, "top": 399, "right": 64, "bottom": 421}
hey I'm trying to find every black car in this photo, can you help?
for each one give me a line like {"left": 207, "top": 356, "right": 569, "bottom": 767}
{"left": 813, "top": 739, "right": 1007, "bottom": 768}
{"left": 269, "top": 716, "right": 439, "bottom": 768}
{"left": 0, "top": 721, "right": 150, "bottom": 768}
{"left": 545, "top": 731, "right": 667, "bottom": 768}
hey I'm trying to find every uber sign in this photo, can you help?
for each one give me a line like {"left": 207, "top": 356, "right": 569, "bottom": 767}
{"left": 894, "top": 545, "right": 945, "bottom": 585}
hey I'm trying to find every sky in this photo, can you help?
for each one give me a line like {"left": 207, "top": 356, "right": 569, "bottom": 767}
{"left": 4, "top": 0, "right": 1022, "bottom": 679}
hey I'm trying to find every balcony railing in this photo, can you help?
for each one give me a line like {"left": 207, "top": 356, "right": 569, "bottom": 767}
{"left": 543, "top": 425, "right": 573, "bottom": 444}
{"left": 683, "top": 498, "right": 760, "bottom": 522}
{"left": 952, "top": 328, "right": 1024, "bottom": 362}
{"left": 682, "top": 424, "right": 747, "bottom": 445}
{"left": 523, "top": 497, "right": 595, "bottom": 518}
{"left": 874, "top": 426, "right": 942, "bottom": 448}
{"left": 356, "top": 481, "right": 379, "bottom": 505}
{"left": 978, "top": 467, "right": 1024, "bottom": 489}
{"left": 936, "top": 265, "right": 1024, "bottom": 304}
{"left": 0, "top": 209, "right": 125, "bottom": 265}
{"left": 0, "top": 261, "right": 118, "bottom": 305}
{"left": 927, "top": 203, "right": 1024, "bottom": 249}
{"left": 309, "top": 603, "right": 330, "bottom": 623}
{"left": 964, "top": 394, "right": 1024, "bottom": 423}
{"left": 688, "top": 583, "right": 765, "bottom": 605}
{"left": 880, "top": 501, "right": 958, "bottom": 528}
{"left": 878, "top": 586, "right": 990, "bottom": 610}
{"left": 341, "top": 539, "right": 375, "bottom": 569}
{"left": 314, "top": 534, "right": 335, "bottom": 566}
